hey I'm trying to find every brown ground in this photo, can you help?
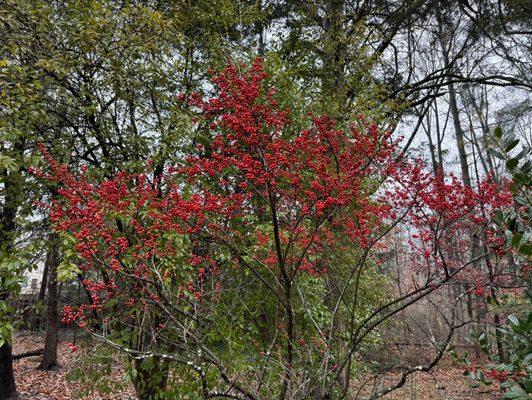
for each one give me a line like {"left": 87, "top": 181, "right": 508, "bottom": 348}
{"left": 351, "top": 357, "right": 501, "bottom": 400}
{"left": 12, "top": 332, "right": 135, "bottom": 400}
{"left": 12, "top": 332, "right": 501, "bottom": 399}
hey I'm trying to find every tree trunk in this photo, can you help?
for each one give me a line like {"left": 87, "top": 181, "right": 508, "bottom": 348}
{"left": 31, "top": 260, "right": 49, "bottom": 330}
{"left": 0, "top": 341, "right": 17, "bottom": 400}
{"left": 132, "top": 357, "right": 170, "bottom": 400}
{"left": 436, "top": 12, "right": 481, "bottom": 358}
{"left": 320, "top": 1, "right": 352, "bottom": 394}
{"left": 0, "top": 139, "right": 25, "bottom": 400}
{"left": 322, "top": 0, "right": 347, "bottom": 117}
{"left": 37, "top": 233, "right": 61, "bottom": 371}
{"left": 436, "top": 5, "right": 471, "bottom": 187}
{"left": 38, "top": 261, "right": 49, "bottom": 302}
{"left": 447, "top": 82, "right": 471, "bottom": 187}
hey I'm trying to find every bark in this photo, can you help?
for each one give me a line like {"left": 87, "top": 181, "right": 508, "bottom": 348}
{"left": 0, "top": 140, "right": 25, "bottom": 400}
{"left": 320, "top": 2, "right": 352, "bottom": 394}
{"left": 0, "top": 288, "right": 17, "bottom": 399}
{"left": 0, "top": 342, "right": 16, "bottom": 400}
{"left": 33, "top": 261, "right": 49, "bottom": 329}
{"left": 37, "top": 262, "right": 49, "bottom": 302}
{"left": 425, "top": 114, "right": 439, "bottom": 174}
{"left": 447, "top": 81, "right": 471, "bottom": 186}
{"left": 436, "top": 5, "right": 471, "bottom": 186}
{"left": 37, "top": 233, "right": 61, "bottom": 370}
{"left": 132, "top": 357, "right": 170, "bottom": 400}
{"left": 13, "top": 349, "right": 43, "bottom": 360}
{"left": 324, "top": 273, "right": 351, "bottom": 395}
{"left": 437, "top": 10, "right": 480, "bottom": 358}
{"left": 485, "top": 254, "right": 506, "bottom": 363}
{"left": 492, "top": 309, "right": 505, "bottom": 363}
{"left": 322, "top": 0, "right": 347, "bottom": 117}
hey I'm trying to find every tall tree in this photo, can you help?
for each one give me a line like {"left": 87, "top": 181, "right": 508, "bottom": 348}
{"left": 37, "top": 232, "right": 61, "bottom": 371}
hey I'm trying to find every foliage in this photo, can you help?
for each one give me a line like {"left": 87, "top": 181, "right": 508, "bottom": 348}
{"left": 2, "top": 1, "right": 530, "bottom": 399}
{"left": 0, "top": 257, "right": 22, "bottom": 347}
{"left": 41, "top": 60, "right": 516, "bottom": 399}
{"left": 490, "top": 126, "right": 531, "bottom": 257}
{"left": 456, "top": 306, "right": 531, "bottom": 399}
{"left": 454, "top": 126, "right": 532, "bottom": 399}
{"left": 66, "top": 341, "right": 129, "bottom": 398}
{"left": 0, "top": 0, "right": 251, "bottom": 357}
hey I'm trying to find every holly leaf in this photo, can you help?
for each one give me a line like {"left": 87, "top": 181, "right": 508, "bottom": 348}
{"left": 503, "top": 385, "right": 528, "bottom": 399}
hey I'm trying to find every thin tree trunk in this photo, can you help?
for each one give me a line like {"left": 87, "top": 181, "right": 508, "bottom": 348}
{"left": 38, "top": 262, "right": 49, "bottom": 302}
{"left": 436, "top": 6, "right": 471, "bottom": 186}
{"left": 492, "top": 309, "right": 505, "bottom": 363}
{"left": 436, "top": 13, "right": 481, "bottom": 358}
{"left": 424, "top": 111, "right": 439, "bottom": 174}
{"left": 485, "top": 253, "right": 505, "bottom": 363}
{"left": 447, "top": 82, "right": 471, "bottom": 187}
{"left": 37, "top": 233, "right": 61, "bottom": 370}
{"left": 132, "top": 356, "right": 170, "bottom": 400}
{"left": 31, "top": 260, "right": 50, "bottom": 329}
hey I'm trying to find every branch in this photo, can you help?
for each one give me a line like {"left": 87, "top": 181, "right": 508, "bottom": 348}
{"left": 13, "top": 349, "right": 43, "bottom": 360}
{"left": 369, "top": 321, "right": 469, "bottom": 399}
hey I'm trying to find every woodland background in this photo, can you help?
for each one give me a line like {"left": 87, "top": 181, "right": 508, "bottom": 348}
{"left": 0, "top": 1, "right": 530, "bottom": 399}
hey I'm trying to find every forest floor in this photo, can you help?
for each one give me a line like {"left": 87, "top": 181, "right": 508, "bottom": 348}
{"left": 352, "top": 358, "right": 500, "bottom": 400}
{"left": 12, "top": 331, "right": 501, "bottom": 400}
{"left": 12, "top": 331, "right": 135, "bottom": 400}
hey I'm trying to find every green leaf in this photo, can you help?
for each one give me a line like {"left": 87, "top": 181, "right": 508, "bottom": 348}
{"left": 519, "top": 243, "right": 532, "bottom": 256}
{"left": 57, "top": 261, "right": 81, "bottom": 282}
{"left": 0, "top": 155, "right": 18, "bottom": 172}
{"left": 511, "top": 234, "right": 523, "bottom": 248}
{"left": 504, "top": 133, "right": 517, "bottom": 148}
{"left": 506, "top": 139, "right": 520, "bottom": 153}
{"left": 487, "top": 296, "right": 498, "bottom": 306}
{"left": 506, "top": 158, "right": 519, "bottom": 170}
{"left": 513, "top": 148, "right": 529, "bottom": 161}
{"left": 503, "top": 385, "right": 528, "bottom": 399}
{"left": 494, "top": 126, "right": 503, "bottom": 139}
{"left": 488, "top": 148, "right": 504, "bottom": 160}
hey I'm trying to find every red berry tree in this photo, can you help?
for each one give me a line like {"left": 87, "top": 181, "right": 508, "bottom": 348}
{"left": 44, "top": 59, "right": 514, "bottom": 399}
